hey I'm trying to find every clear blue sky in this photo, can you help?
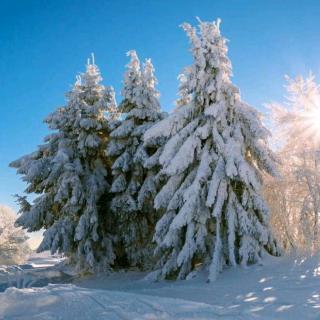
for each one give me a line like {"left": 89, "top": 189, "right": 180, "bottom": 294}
{"left": 1, "top": 0, "right": 320, "bottom": 212}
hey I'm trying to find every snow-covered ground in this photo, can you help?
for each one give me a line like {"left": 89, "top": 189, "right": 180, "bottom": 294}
{"left": 0, "top": 284, "right": 230, "bottom": 320}
{"left": 1, "top": 253, "right": 320, "bottom": 319}
{"left": 0, "top": 252, "right": 70, "bottom": 292}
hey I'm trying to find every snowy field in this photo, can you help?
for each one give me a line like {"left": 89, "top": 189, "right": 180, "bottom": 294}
{"left": 0, "top": 253, "right": 320, "bottom": 319}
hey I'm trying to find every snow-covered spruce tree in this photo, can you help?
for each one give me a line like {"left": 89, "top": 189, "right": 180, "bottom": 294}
{"left": 107, "top": 51, "right": 164, "bottom": 269}
{"left": 10, "top": 60, "right": 118, "bottom": 271}
{"left": 144, "top": 19, "right": 280, "bottom": 281}
{"left": 0, "top": 205, "right": 31, "bottom": 265}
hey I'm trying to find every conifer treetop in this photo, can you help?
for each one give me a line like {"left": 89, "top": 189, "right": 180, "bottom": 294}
{"left": 176, "top": 18, "right": 234, "bottom": 112}
{"left": 121, "top": 50, "right": 142, "bottom": 111}
{"left": 119, "top": 51, "right": 160, "bottom": 121}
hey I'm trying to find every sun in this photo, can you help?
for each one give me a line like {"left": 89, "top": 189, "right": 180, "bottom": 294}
{"left": 296, "top": 95, "right": 320, "bottom": 145}
{"left": 308, "top": 107, "right": 320, "bottom": 130}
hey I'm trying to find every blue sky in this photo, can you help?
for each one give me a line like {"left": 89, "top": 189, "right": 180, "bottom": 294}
{"left": 1, "top": 0, "right": 320, "bottom": 214}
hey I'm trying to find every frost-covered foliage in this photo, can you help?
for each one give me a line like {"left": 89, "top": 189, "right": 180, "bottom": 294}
{"left": 11, "top": 60, "right": 118, "bottom": 271}
{"left": 267, "top": 75, "right": 320, "bottom": 253}
{"left": 144, "top": 19, "right": 280, "bottom": 281}
{"left": 107, "top": 51, "right": 165, "bottom": 269}
{"left": 0, "top": 205, "right": 31, "bottom": 265}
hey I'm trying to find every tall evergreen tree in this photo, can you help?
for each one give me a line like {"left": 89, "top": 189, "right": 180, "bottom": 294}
{"left": 11, "top": 60, "right": 118, "bottom": 271}
{"left": 144, "top": 19, "right": 280, "bottom": 281}
{"left": 107, "top": 51, "right": 164, "bottom": 269}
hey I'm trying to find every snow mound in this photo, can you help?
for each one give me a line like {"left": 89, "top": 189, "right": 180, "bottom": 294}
{"left": 0, "top": 284, "right": 233, "bottom": 320}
